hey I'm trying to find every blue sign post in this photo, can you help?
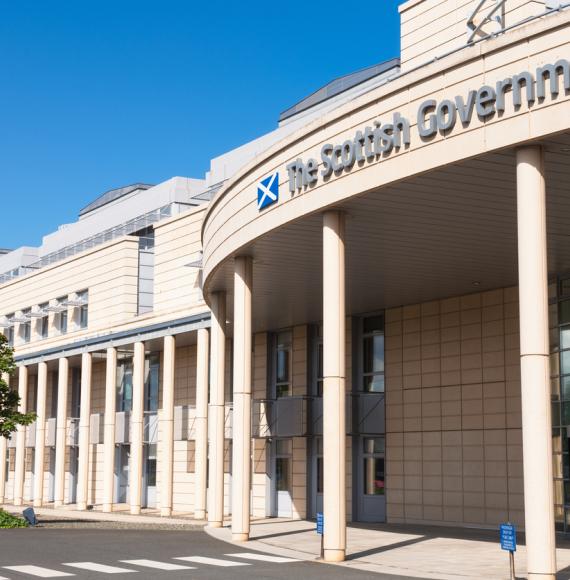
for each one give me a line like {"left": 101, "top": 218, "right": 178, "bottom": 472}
{"left": 316, "top": 512, "right": 324, "bottom": 559}
{"left": 500, "top": 523, "right": 516, "bottom": 580}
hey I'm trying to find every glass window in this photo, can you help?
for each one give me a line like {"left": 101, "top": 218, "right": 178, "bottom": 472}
{"left": 362, "top": 315, "right": 385, "bottom": 392}
{"left": 363, "top": 437, "right": 385, "bottom": 496}
{"left": 39, "top": 303, "right": 49, "bottom": 339}
{"left": 77, "top": 290, "right": 88, "bottom": 330}
{"left": 316, "top": 437, "right": 323, "bottom": 494}
{"left": 276, "top": 458, "right": 290, "bottom": 492}
{"left": 5, "top": 315, "right": 14, "bottom": 347}
{"left": 310, "top": 325, "right": 324, "bottom": 397}
{"left": 56, "top": 296, "right": 68, "bottom": 335}
{"left": 274, "top": 331, "right": 292, "bottom": 398}
{"left": 146, "top": 444, "right": 157, "bottom": 487}
{"left": 21, "top": 309, "right": 31, "bottom": 343}
{"left": 144, "top": 354, "right": 160, "bottom": 412}
{"left": 116, "top": 358, "right": 133, "bottom": 412}
{"left": 275, "top": 438, "right": 292, "bottom": 456}
{"left": 560, "top": 300, "right": 570, "bottom": 325}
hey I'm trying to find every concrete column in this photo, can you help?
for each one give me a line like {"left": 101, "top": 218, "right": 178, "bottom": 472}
{"left": 232, "top": 256, "right": 253, "bottom": 542}
{"left": 208, "top": 292, "right": 226, "bottom": 528}
{"left": 0, "top": 373, "right": 8, "bottom": 504}
{"left": 54, "top": 357, "right": 69, "bottom": 507}
{"left": 13, "top": 365, "right": 28, "bottom": 506}
{"left": 130, "top": 341, "right": 145, "bottom": 515}
{"left": 160, "top": 335, "right": 175, "bottom": 517}
{"left": 76, "top": 352, "right": 92, "bottom": 510}
{"left": 102, "top": 347, "right": 117, "bottom": 513}
{"left": 33, "top": 362, "right": 48, "bottom": 507}
{"left": 516, "top": 145, "right": 556, "bottom": 580}
{"left": 194, "top": 327, "right": 210, "bottom": 520}
{"left": 322, "top": 210, "right": 346, "bottom": 563}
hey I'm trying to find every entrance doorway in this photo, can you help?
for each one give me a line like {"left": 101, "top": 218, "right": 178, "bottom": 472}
{"left": 143, "top": 443, "right": 157, "bottom": 508}
{"left": 67, "top": 446, "right": 78, "bottom": 504}
{"left": 310, "top": 437, "right": 323, "bottom": 518}
{"left": 47, "top": 448, "right": 55, "bottom": 502}
{"left": 357, "top": 436, "right": 385, "bottom": 522}
{"left": 272, "top": 438, "right": 292, "bottom": 517}
{"left": 115, "top": 445, "right": 130, "bottom": 504}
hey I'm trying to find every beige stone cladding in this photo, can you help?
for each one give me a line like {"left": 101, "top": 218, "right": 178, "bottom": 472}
{"left": 399, "top": 0, "right": 546, "bottom": 71}
{"left": 385, "top": 287, "right": 523, "bottom": 527}
{"left": 0, "top": 237, "right": 140, "bottom": 358}
{"left": 153, "top": 206, "right": 206, "bottom": 316}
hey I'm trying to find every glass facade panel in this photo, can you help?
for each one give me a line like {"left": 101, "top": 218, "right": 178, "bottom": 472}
{"left": 275, "top": 331, "right": 292, "bottom": 398}
{"left": 362, "top": 316, "right": 385, "bottom": 393}
{"left": 276, "top": 458, "right": 290, "bottom": 492}
{"left": 116, "top": 359, "right": 133, "bottom": 412}
{"left": 561, "top": 300, "right": 570, "bottom": 325}
{"left": 363, "top": 457, "right": 385, "bottom": 495}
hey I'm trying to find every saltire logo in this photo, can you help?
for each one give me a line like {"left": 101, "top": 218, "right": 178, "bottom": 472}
{"left": 257, "top": 172, "right": 279, "bottom": 211}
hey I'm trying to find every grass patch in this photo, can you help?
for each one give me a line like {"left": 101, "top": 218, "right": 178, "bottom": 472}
{"left": 0, "top": 509, "right": 28, "bottom": 528}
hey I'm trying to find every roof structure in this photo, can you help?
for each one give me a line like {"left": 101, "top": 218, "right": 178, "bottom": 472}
{"left": 79, "top": 183, "right": 154, "bottom": 217}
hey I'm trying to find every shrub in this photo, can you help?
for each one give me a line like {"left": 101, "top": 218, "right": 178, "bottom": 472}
{"left": 0, "top": 509, "right": 28, "bottom": 528}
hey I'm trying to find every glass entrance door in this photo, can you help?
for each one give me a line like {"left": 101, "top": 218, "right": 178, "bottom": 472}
{"left": 357, "top": 437, "right": 386, "bottom": 522}
{"left": 274, "top": 439, "right": 292, "bottom": 517}
{"left": 115, "top": 445, "right": 130, "bottom": 504}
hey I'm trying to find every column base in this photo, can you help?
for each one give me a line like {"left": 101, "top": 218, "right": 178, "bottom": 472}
{"left": 208, "top": 521, "right": 223, "bottom": 528}
{"left": 232, "top": 533, "right": 249, "bottom": 542}
{"left": 76, "top": 502, "right": 87, "bottom": 511}
{"left": 13, "top": 499, "right": 22, "bottom": 506}
{"left": 102, "top": 504, "right": 112, "bottom": 513}
{"left": 33, "top": 500, "right": 43, "bottom": 508}
{"left": 324, "top": 549, "right": 346, "bottom": 563}
{"left": 130, "top": 506, "right": 141, "bottom": 516}
{"left": 528, "top": 574, "right": 556, "bottom": 580}
{"left": 160, "top": 508, "right": 172, "bottom": 517}
{"left": 54, "top": 501, "right": 63, "bottom": 508}
{"left": 194, "top": 510, "right": 206, "bottom": 520}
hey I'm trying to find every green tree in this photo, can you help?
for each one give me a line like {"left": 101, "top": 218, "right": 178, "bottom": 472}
{"left": 0, "top": 334, "right": 36, "bottom": 438}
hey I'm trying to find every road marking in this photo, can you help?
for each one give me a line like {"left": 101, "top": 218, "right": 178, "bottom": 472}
{"left": 3, "top": 566, "right": 74, "bottom": 578}
{"left": 226, "top": 552, "right": 301, "bottom": 563}
{"left": 121, "top": 560, "right": 195, "bottom": 571}
{"left": 174, "top": 556, "right": 251, "bottom": 567}
{"left": 64, "top": 562, "right": 137, "bottom": 574}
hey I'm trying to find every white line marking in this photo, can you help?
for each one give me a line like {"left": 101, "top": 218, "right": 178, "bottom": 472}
{"left": 174, "top": 556, "right": 251, "bottom": 567}
{"left": 3, "top": 566, "right": 74, "bottom": 578}
{"left": 64, "top": 562, "right": 136, "bottom": 574}
{"left": 120, "top": 560, "right": 195, "bottom": 571}
{"left": 226, "top": 552, "right": 301, "bottom": 563}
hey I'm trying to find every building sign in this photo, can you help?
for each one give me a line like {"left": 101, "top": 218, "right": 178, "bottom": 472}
{"left": 500, "top": 523, "right": 516, "bottom": 552}
{"left": 257, "top": 172, "right": 279, "bottom": 210}
{"left": 281, "top": 59, "right": 570, "bottom": 196}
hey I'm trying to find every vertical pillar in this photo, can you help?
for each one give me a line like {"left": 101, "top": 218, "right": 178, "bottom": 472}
{"left": 195, "top": 327, "right": 210, "bottom": 519}
{"left": 102, "top": 347, "right": 117, "bottom": 513}
{"left": 208, "top": 292, "right": 226, "bottom": 528}
{"left": 232, "top": 256, "right": 253, "bottom": 542}
{"left": 130, "top": 341, "right": 145, "bottom": 515}
{"left": 516, "top": 145, "right": 556, "bottom": 580}
{"left": 13, "top": 365, "right": 28, "bottom": 506}
{"left": 54, "top": 357, "right": 69, "bottom": 507}
{"left": 33, "top": 362, "right": 48, "bottom": 506}
{"left": 76, "top": 352, "right": 92, "bottom": 510}
{"left": 0, "top": 373, "right": 8, "bottom": 504}
{"left": 322, "top": 210, "right": 346, "bottom": 563}
{"left": 160, "top": 335, "right": 175, "bottom": 517}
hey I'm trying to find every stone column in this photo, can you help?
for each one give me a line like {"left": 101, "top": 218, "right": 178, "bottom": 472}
{"left": 54, "top": 357, "right": 69, "bottom": 507}
{"left": 516, "top": 145, "right": 556, "bottom": 580}
{"left": 76, "top": 352, "right": 92, "bottom": 510}
{"left": 194, "top": 327, "right": 210, "bottom": 520}
{"left": 232, "top": 256, "right": 253, "bottom": 542}
{"left": 160, "top": 335, "right": 175, "bottom": 517}
{"left": 208, "top": 292, "right": 226, "bottom": 528}
{"left": 33, "top": 361, "right": 48, "bottom": 506}
{"left": 322, "top": 210, "right": 346, "bottom": 563}
{"left": 130, "top": 341, "right": 145, "bottom": 515}
{"left": 13, "top": 365, "right": 28, "bottom": 506}
{"left": 102, "top": 347, "right": 117, "bottom": 513}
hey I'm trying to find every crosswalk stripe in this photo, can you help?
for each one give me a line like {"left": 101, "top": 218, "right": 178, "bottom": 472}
{"left": 64, "top": 562, "right": 137, "bottom": 574}
{"left": 226, "top": 552, "right": 301, "bottom": 563}
{"left": 120, "top": 560, "right": 195, "bottom": 571}
{"left": 3, "top": 566, "right": 74, "bottom": 578}
{"left": 174, "top": 556, "right": 251, "bottom": 567}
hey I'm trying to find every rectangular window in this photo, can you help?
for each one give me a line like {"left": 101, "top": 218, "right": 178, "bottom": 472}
{"left": 116, "top": 357, "right": 133, "bottom": 412}
{"left": 77, "top": 290, "right": 88, "bottom": 330}
{"left": 39, "top": 303, "right": 49, "bottom": 339}
{"left": 5, "top": 315, "right": 14, "bottom": 346}
{"left": 316, "top": 437, "right": 323, "bottom": 494}
{"left": 274, "top": 331, "right": 292, "bottom": 398}
{"left": 144, "top": 354, "right": 160, "bottom": 412}
{"left": 311, "top": 325, "right": 324, "bottom": 397}
{"left": 21, "top": 309, "right": 31, "bottom": 343}
{"left": 362, "top": 437, "right": 385, "bottom": 496}
{"left": 362, "top": 314, "right": 385, "bottom": 392}
{"left": 56, "top": 296, "right": 68, "bottom": 335}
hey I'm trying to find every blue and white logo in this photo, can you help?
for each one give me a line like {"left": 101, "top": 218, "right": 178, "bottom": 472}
{"left": 257, "top": 172, "right": 279, "bottom": 211}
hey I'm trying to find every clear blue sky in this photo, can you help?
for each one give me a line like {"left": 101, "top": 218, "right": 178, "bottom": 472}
{"left": 0, "top": 0, "right": 401, "bottom": 249}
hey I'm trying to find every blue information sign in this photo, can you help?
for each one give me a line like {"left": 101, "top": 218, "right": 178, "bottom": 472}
{"left": 316, "top": 512, "right": 324, "bottom": 535}
{"left": 500, "top": 523, "right": 516, "bottom": 552}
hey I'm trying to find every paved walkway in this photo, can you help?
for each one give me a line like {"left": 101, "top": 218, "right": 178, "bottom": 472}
{"left": 206, "top": 519, "right": 570, "bottom": 580}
